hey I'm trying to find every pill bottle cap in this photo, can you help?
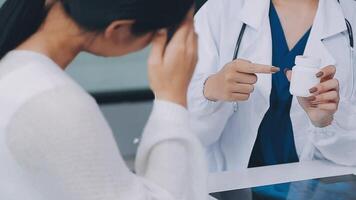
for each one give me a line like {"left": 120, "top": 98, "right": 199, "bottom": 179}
{"left": 295, "top": 56, "right": 321, "bottom": 68}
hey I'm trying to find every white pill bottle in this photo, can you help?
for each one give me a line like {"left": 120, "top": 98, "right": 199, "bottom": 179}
{"left": 290, "top": 56, "right": 321, "bottom": 97}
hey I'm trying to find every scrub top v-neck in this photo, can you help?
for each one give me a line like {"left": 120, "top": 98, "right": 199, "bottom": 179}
{"left": 248, "top": 3, "right": 312, "bottom": 168}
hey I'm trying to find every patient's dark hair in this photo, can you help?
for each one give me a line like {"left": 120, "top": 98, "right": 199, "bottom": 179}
{"left": 0, "top": 0, "right": 193, "bottom": 59}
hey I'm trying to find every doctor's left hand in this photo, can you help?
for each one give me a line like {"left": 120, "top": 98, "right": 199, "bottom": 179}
{"left": 286, "top": 65, "right": 340, "bottom": 128}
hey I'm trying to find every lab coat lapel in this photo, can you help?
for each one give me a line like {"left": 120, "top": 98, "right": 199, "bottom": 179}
{"left": 238, "top": 0, "right": 272, "bottom": 104}
{"left": 239, "top": 0, "right": 270, "bottom": 30}
{"left": 303, "top": 0, "right": 347, "bottom": 67}
{"left": 293, "top": 0, "right": 348, "bottom": 107}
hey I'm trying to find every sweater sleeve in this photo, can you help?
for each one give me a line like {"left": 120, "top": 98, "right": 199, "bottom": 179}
{"left": 5, "top": 86, "right": 207, "bottom": 200}
{"left": 136, "top": 100, "right": 208, "bottom": 200}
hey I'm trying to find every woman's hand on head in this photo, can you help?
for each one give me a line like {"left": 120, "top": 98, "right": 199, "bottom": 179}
{"left": 147, "top": 9, "right": 197, "bottom": 108}
{"left": 286, "top": 65, "right": 340, "bottom": 128}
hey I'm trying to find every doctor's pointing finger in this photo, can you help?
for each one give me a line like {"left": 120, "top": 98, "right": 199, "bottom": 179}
{"left": 204, "top": 59, "right": 280, "bottom": 102}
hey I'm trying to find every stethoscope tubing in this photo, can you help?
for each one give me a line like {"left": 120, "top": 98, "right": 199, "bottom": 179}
{"left": 232, "top": 21, "right": 353, "bottom": 61}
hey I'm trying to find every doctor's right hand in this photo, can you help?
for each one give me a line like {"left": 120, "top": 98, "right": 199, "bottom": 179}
{"left": 204, "top": 59, "right": 279, "bottom": 102}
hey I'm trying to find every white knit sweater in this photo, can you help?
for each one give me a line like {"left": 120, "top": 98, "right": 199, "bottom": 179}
{"left": 0, "top": 50, "right": 208, "bottom": 200}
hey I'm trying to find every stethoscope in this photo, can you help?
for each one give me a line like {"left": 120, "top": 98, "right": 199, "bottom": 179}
{"left": 232, "top": 0, "right": 354, "bottom": 108}
{"left": 232, "top": 2, "right": 354, "bottom": 60}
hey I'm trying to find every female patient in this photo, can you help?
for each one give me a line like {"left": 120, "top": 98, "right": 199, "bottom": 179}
{"left": 0, "top": 0, "right": 207, "bottom": 199}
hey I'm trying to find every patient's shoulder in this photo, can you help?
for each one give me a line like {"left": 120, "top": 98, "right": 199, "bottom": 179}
{"left": 7, "top": 84, "right": 102, "bottom": 133}
{"left": 5, "top": 84, "right": 108, "bottom": 170}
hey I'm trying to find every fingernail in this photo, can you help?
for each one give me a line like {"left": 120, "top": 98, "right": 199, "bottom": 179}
{"left": 309, "top": 87, "right": 318, "bottom": 93}
{"left": 310, "top": 104, "right": 318, "bottom": 108}
{"left": 307, "top": 96, "right": 316, "bottom": 101}
{"left": 316, "top": 71, "right": 324, "bottom": 78}
{"left": 271, "top": 67, "right": 280, "bottom": 73}
{"left": 284, "top": 68, "right": 291, "bottom": 75}
{"left": 157, "top": 29, "right": 166, "bottom": 34}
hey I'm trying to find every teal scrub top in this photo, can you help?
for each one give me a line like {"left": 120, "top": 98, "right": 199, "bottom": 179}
{"left": 248, "top": 3, "right": 311, "bottom": 168}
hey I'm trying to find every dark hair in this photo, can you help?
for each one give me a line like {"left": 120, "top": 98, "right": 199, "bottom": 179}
{"left": 0, "top": 0, "right": 194, "bottom": 59}
{"left": 0, "top": 0, "right": 46, "bottom": 59}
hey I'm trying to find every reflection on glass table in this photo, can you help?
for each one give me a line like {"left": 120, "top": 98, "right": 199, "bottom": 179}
{"left": 212, "top": 175, "right": 356, "bottom": 200}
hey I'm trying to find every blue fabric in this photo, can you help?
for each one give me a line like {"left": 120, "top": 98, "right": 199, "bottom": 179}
{"left": 248, "top": 3, "right": 311, "bottom": 168}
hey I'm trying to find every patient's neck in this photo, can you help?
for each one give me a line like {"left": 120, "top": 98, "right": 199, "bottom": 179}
{"left": 16, "top": 3, "right": 91, "bottom": 69}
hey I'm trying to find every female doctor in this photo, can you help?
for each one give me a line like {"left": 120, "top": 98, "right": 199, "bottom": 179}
{"left": 188, "top": 0, "right": 356, "bottom": 172}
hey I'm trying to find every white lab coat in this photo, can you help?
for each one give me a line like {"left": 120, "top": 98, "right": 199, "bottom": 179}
{"left": 188, "top": 0, "right": 356, "bottom": 172}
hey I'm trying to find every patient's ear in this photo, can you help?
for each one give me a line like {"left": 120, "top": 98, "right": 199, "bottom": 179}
{"left": 104, "top": 20, "right": 136, "bottom": 44}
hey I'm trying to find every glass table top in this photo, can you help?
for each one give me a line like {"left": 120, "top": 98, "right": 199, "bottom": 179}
{"left": 212, "top": 175, "right": 356, "bottom": 200}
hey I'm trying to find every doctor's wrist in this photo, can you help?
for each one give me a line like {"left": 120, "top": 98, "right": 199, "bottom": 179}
{"left": 203, "top": 75, "right": 219, "bottom": 102}
{"left": 309, "top": 113, "right": 334, "bottom": 128}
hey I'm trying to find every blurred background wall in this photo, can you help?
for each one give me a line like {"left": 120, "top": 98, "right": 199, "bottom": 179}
{"left": 0, "top": 0, "right": 207, "bottom": 166}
